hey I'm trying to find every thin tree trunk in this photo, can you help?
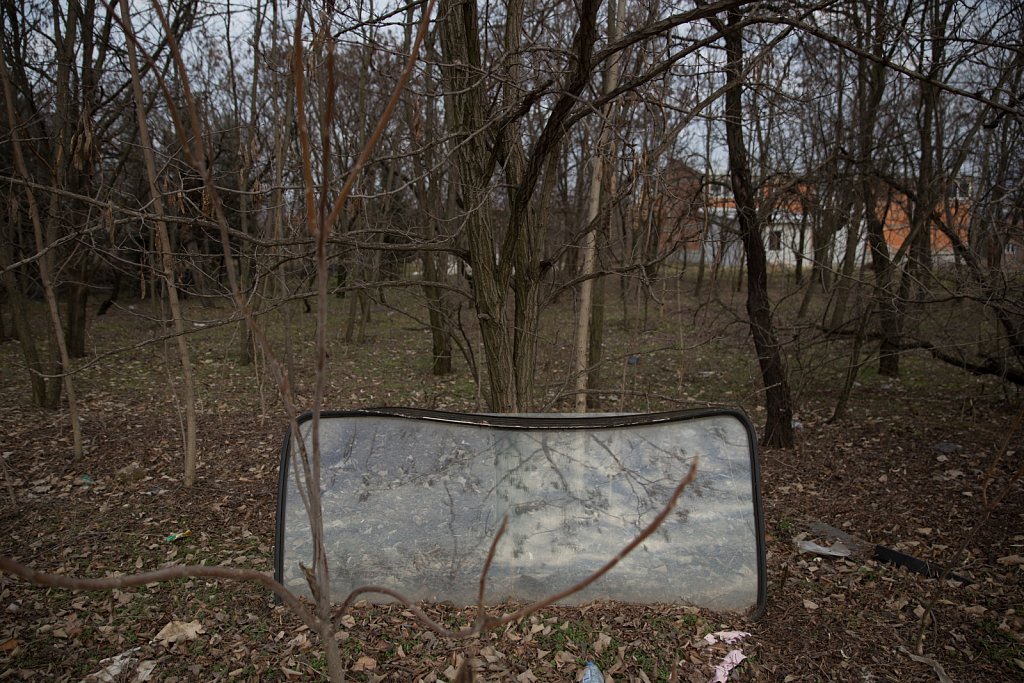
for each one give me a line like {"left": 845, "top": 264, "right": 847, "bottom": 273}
{"left": 827, "top": 196, "right": 864, "bottom": 329}
{"left": 854, "top": 0, "right": 902, "bottom": 377}
{"left": 722, "top": 9, "right": 794, "bottom": 448}
{"left": 0, "top": 49, "right": 83, "bottom": 457}
{"left": 227, "top": 0, "right": 262, "bottom": 366}
{"left": 422, "top": 250, "right": 452, "bottom": 375}
{"left": 407, "top": 38, "right": 453, "bottom": 375}
{"left": 574, "top": 196, "right": 601, "bottom": 411}
{"left": 867, "top": 194, "right": 902, "bottom": 377}
{"left": 1, "top": 200, "right": 47, "bottom": 405}
{"left": 122, "top": 0, "right": 199, "bottom": 487}
{"left": 574, "top": 0, "right": 623, "bottom": 411}
{"left": 831, "top": 296, "right": 873, "bottom": 422}
{"left": 587, "top": 236, "right": 606, "bottom": 404}
{"left": 64, "top": 276, "right": 89, "bottom": 358}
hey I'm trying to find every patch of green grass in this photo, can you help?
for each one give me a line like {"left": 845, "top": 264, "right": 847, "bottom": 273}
{"left": 439, "top": 612, "right": 471, "bottom": 631}
{"left": 307, "top": 651, "right": 328, "bottom": 675}
{"left": 778, "top": 518, "right": 798, "bottom": 538}
{"left": 539, "top": 618, "right": 590, "bottom": 653}
{"left": 978, "top": 618, "right": 1024, "bottom": 666}
{"left": 679, "top": 612, "right": 699, "bottom": 629}
{"left": 632, "top": 650, "right": 657, "bottom": 673}
{"left": 339, "top": 638, "right": 364, "bottom": 659}
{"left": 593, "top": 634, "right": 624, "bottom": 671}
{"left": 647, "top": 614, "right": 675, "bottom": 631}
{"left": 626, "top": 651, "right": 675, "bottom": 683}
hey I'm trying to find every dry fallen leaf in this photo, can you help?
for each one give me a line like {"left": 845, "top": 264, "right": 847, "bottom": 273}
{"left": 352, "top": 655, "right": 377, "bottom": 672}
{"left": 281, "top": 665, "right": 303, "bottom": 680}
{"left": 154, "top": 620, "right": 205, "bottom": 646}
{"left": 803, "top": 600, "right": 819, "bottom": 610}
{"left": 135, "top": 660, "right": 157, "bottom": 681}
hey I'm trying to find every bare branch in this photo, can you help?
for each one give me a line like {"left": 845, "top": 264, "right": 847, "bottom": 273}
{"left": 0, "top": 558, "right": 320, "bottom": 633}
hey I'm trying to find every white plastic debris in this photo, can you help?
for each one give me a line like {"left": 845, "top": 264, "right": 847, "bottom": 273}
{"left": 710, "top": 649, "right": 746, "bottom": 683}
{"left": 796, "top": 539, "right": 852, "bottom": 558}
{"left": 703, "top": 630, "right": 750, "bottom": 646}
{"left": 581, "top": 661, "right": 605, "bottom": 683}
{"left": 80, "top": 647, "right": 147, "bottom": 683}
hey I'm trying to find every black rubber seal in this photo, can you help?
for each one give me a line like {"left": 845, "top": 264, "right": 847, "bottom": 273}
{"left": 873, "top": 545, "right": 973, "bottom": 585}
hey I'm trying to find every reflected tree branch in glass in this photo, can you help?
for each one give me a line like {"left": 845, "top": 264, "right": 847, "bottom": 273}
{"left": 332, "top": 457, "right": 698, "bottom": 637}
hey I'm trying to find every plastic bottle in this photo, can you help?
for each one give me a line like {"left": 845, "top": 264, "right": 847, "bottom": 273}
{"left": 582, "top": 661, "right": 604, "bottom": 683}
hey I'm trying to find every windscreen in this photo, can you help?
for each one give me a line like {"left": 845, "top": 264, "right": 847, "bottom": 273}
{"left": 274, "top": 409, "right": 765, "bottom": 615}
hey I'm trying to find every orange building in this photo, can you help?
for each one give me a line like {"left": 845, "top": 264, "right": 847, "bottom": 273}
{"left": 649, "top": 162, "right": 1010, "bottom": 272}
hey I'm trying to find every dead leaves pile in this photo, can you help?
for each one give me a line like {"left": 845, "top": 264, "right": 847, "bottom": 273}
{"left": 261, "top": 601, "right": 754, "bottom": 682}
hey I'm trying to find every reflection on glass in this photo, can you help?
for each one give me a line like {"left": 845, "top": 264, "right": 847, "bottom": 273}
{"left": 278, "top": 412, "right": 761, "bottom": 613}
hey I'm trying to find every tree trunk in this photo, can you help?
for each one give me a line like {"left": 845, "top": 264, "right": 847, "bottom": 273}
{"left": 827, "top": 196, "right": 864, "bottom": 330}
{"left": 1, "top": 48, "right": 83, "bottom": 456}
{"left": 122, "top": 0, "right": 199, "bottom": 486}
{"left": 236, "top": 188, "right": 255, "bottom": 365}
{"left": 722, "top": 9, "right": 794, "bottom": 448}
{"left": 405, "top": 31, "right": 453, "bottom": 376}
{"left": 439, "top": 0, "right": 601, "bottom": 411}
{"left": 574, "top": 0, "right": 623, "bottom": 411}
{"left": 0, "top": 224, "right": 47, "bottom": 406}
{"left": 438, "top": 0, "right": 517, "bottom": 411}
{"left": 794, "top": 213, "right": 806, "bottom": 285}
{"left": 423, "top": 251, "right": 453, "bottom": 376}
{"left": 65, "top": 278, "right": 89, "bottom": 358}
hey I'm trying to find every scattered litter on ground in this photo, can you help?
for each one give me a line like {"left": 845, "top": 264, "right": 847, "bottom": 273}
{"left": 581, "top": 660, "right": 604, "bottom": 683}
{"left": 703, "top": 631, "right": 751, "bottom": 646}
{"left": 710, "top": 650, "right": 746, "bottom": 683}
{"left": 796, "top": 538, "right": 852, "bottom": 557}
{"left": 80, "top": 646, "right": 148, "bottom": 682}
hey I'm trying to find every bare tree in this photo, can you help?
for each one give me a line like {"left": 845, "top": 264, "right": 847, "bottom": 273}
{"left": 574, "top": 0, "right": 626, "bottom": 411}
{"left": 0, "top": 46, "right": 83, "bottom": 455}
{"left": 712, "top": 7, "right": 794, "bottom": 447}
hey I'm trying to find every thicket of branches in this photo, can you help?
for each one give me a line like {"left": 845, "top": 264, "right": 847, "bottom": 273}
{"left": 2, "top": 0, "right": 1023, "bottom": 679}
{"left": 3, "top": 0, "right": 1023, "bottom": 448}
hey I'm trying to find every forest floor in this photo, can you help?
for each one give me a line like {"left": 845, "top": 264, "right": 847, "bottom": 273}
{"left": 0, "top": 276, "right": 1022, "bottom": 682}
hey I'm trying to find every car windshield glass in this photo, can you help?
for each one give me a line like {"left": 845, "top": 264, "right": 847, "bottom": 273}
{"left": 275, "top": 409, "right": 765, "bottom": 615}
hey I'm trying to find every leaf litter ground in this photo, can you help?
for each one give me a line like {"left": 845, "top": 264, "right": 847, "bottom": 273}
{"left": 0, "top": 292, "right": 1022, "bottom": 682}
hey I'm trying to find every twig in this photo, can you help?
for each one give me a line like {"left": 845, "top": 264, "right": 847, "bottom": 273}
{"left": 478, "top": 515, "right": 508, "bottom": 612}
{"left": 0, "top": 557, "right": 319, "bottom": 633}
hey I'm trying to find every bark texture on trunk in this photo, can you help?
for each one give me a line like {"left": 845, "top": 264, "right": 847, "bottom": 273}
{"left": 723, "top": 9, "right": 794, "bottom": 448}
